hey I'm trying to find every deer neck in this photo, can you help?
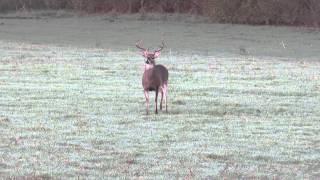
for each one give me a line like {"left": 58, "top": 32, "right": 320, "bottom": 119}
{"left": 144, "top": 63, "right": 154, "bottom": 71}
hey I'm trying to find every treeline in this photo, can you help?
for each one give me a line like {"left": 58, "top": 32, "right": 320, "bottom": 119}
{"left": 0, "top": 0, "right": 319, "bottom": 26}
{"left": 204, "top": 0, "right": 320, "bottom": 26}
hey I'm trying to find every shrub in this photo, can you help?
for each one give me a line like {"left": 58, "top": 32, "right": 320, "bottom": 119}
{"left": 203, "top": 0, "right": 320, "bottom": 26}
{"left": 0, "top": 0, "right": 319, "bottom": 26}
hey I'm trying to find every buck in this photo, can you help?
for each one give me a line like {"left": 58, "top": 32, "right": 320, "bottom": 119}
{"left": 136, "top": 41, "right": 169, "bottom": 114}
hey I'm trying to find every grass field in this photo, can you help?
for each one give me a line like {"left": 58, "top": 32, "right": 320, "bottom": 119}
{"left": 0, "top": 16, "right": 320, "bottom": 179}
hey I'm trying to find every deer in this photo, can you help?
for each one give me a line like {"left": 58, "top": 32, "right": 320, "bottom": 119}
{"left": 136, "top": 40, "right": 169, "bottom": 115}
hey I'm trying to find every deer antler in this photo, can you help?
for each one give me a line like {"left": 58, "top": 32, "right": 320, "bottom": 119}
{"left": 155, "top": 41, "right": 165, "bottom": 52}
{"left": 136, "top": 40, "right": 147, "bottom": 51}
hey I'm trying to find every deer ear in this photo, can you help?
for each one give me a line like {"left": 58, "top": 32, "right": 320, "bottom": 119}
{"left": 154, "top": 51, "right": 161, "bottom": 58}
{"left": 142, "top": 51, "right": 148, "bottom": 58}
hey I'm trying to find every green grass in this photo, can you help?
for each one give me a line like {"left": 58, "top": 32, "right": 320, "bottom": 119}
{"left": 0, "top": 40, "right": 319, "bottom": 179}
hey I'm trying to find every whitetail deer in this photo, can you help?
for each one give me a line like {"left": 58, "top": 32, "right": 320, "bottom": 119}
{"left": 136, "top": 41, "right": 169, "bottom": 114}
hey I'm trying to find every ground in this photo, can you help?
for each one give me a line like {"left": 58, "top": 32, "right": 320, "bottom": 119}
{"left": 0, "top": 13, "right": 320, "bottom": 178}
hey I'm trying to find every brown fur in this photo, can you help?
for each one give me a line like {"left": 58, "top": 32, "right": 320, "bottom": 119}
{"left": 142, "top": 65, "right": 168, "bottom": 91}
{"left": 136, "top": 41, "right": 168, "bottom": 114}
{"left": 142, "top": 64, "right": 168, "bottom": 114}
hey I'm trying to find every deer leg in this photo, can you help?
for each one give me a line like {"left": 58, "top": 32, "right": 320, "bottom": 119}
{"left": 144, "top": 90, "right": 149, "bottom": 115}
{"left": 164, "top": 82, "right": 168, "bottom": 113}
{"left": 155, "top": 87, "right": 159, "bottom": 114}
{"left": 160, "top": 88, "right": 164, "bottom": 110}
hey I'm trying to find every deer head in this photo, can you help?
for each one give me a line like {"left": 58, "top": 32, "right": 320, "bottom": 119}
{"left": 136, "top": 41, "right": 165, "bottom": 65}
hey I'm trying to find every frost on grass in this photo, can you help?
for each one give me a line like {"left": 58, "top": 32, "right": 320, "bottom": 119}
{"left": 0, "top": 35, "right": 319, "bottom": 179}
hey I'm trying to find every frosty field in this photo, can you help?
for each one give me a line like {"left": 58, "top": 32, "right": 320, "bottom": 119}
{"left": 0, "top": 15, "right": 320, "bottom": 178}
